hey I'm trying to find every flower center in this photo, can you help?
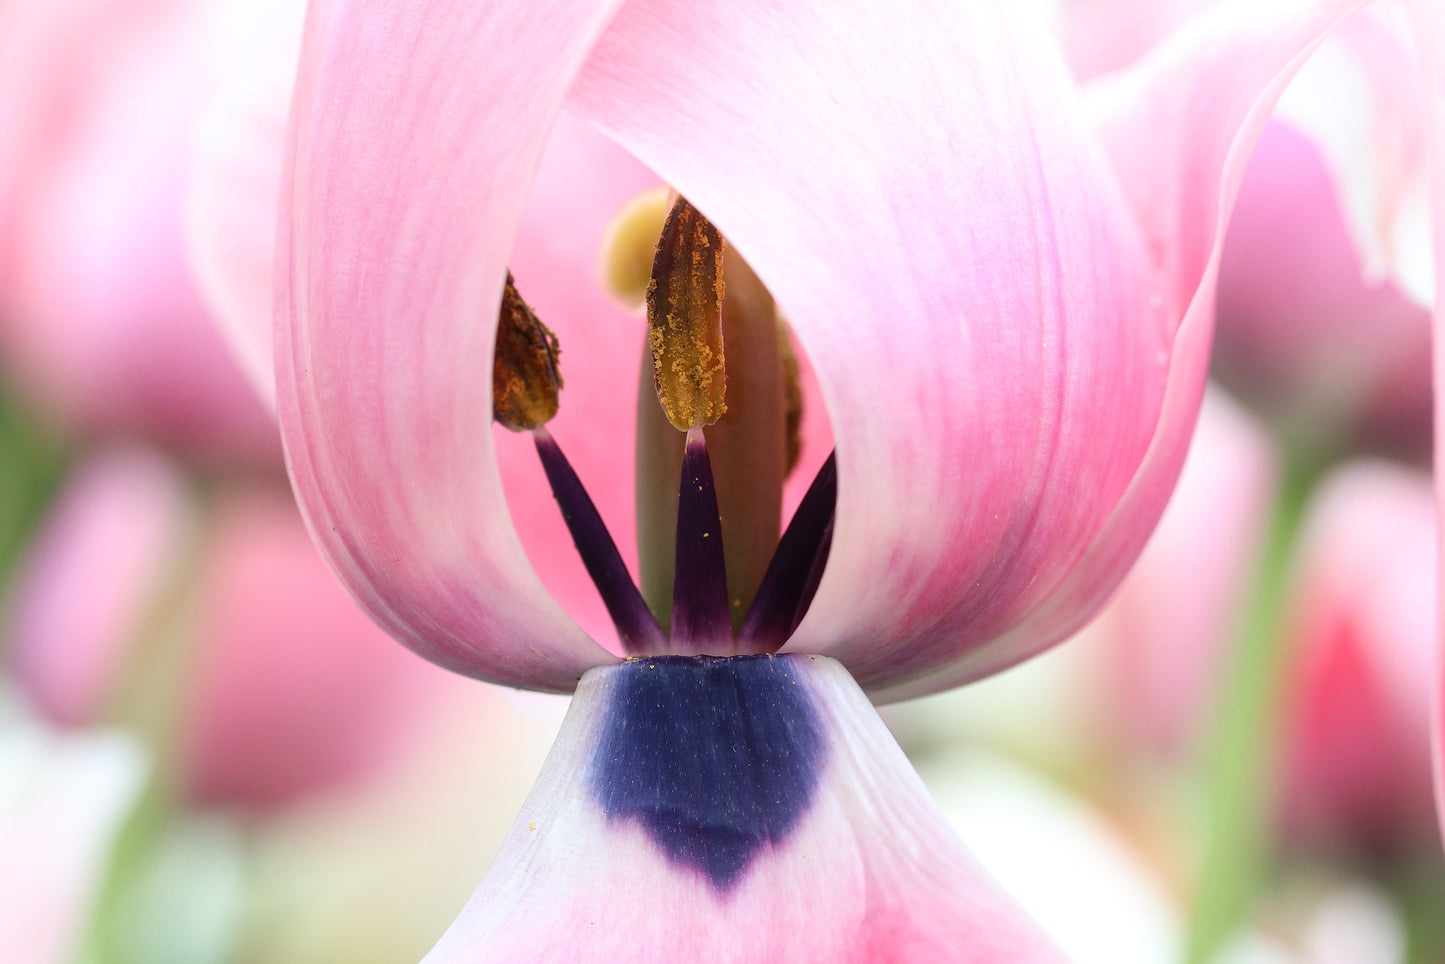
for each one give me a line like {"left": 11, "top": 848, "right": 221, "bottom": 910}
{"left": 494, "top": 195, "right": 835, "bottom": 658}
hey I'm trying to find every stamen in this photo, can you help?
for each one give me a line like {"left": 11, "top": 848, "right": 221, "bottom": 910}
{"left": 493, "top": 272, "right": 562, "bottom": 431}
{"left": 533, "top": 427, "right": 667, "bottom": 654}
{"left": 737, "top": 453, "right": 837, "bottom": 652}
{"left": 670, "top": 427, "right": 733, "bottom": 653}
{"left": 647, "top": 196, "right": 727, "bottom": 430}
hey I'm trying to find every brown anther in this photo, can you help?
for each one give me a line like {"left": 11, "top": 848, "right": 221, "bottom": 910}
{"left": 492, "top": 271, "right": 562, "bottom": 431}
{"left": 646, "top": 195, "right": 727, "bottom": 431}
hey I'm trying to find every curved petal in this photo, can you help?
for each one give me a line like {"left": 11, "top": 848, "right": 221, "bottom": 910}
{"left": 569, "top": 0, "right": 1171, "bottom": 698}
{"left": 0, "top": 0, "right": 279, "bottom": 463}
{"left": 277, "top": 0, "right": 628, "bottom": 689}
{"left": 961, "top": 0, "right": 1416, "bottom": 703}
{"left": 426, "top": 655, "right": 1062, "bottom": 962}
{"left": 5, "top": 447, "right": 191, "bottom": 726}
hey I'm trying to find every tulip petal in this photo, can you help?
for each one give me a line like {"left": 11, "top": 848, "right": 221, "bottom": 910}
{"left": 277, "top": 0, "right": 631, "bottom": 688}
{"left": 570, "top": 0, "right": 1170, "bottom": 698}
{"left": 425, "top": 655, "right": 1062, "bottom": 963}
{"left": 962, "top": 0, "right": 1427, "bottom": 701}
{"left": 6, "top": 447, "right": 191, "bottom": 726}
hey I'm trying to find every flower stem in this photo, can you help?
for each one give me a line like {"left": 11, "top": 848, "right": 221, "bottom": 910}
{"left": 1184, "top": 457, "right": 1315, "bottom": 963}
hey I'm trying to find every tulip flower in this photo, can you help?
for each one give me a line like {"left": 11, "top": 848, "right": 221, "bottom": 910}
{"left": 1277, "top": 462, "right": 1438, "bottom": 855}
{"left": 186, "top": 0, "right": 1445, "bottom": 956}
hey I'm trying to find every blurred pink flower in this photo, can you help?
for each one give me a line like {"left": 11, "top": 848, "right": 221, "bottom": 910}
{"left": 0, "top": 0, "right": 277, "bottom": 462}
{"left": 1278, "top": 462, "right": 1438, "bottom": 854}
{"left": 4, "top": 447, "right": 452, "bottom": 811}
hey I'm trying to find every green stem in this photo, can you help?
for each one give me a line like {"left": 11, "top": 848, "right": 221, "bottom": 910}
{"left": 1184, "top": 457, "right": 1316, "bottom": 963}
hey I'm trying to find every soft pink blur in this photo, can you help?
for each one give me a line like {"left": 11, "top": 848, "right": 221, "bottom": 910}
{"left": 0, "top": 0, "right": 277, "bottom": 462}
{"left": 1098, "top": 390, "right": 1278, "bottom": 759}
{"left": 1215, "top": 120, "right": 1431, "bottom": 454}
{"left": 1279, "top": 462, "right": 1439, "bottom": 855}
{"left": 4, "top": 448, "right": 461, "bottom": 811}
{"left": 180, "top": 484, "right": 460, "bottom": 809}
{"left": 6, "top": 447, "right": 189, "bottom": 725}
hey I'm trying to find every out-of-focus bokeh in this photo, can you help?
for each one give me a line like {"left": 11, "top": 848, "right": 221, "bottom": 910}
{"left": 0, "top": 0, "right": 1436, "bottom": 962}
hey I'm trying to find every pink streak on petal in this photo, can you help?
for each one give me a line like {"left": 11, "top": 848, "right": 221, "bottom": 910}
{"left": 1280, "top": 462, "right": 1439, "bottom": 852}
{"left": 425, "top": 657, "right": 1063, "bottom": 963}
{"left": 277, "top": 0, "right": 625, "bottom": 690}
{"left": 185, "top": 0, "right": 307, "bottom": 408}
{"left": 571, "top": 0, "right": 1171, "bottom": 699}
{"left": 1099, "top": 388, "right": 1277, "bottom": 758}
{"left": 0, "top": 0, "right": 279, "bottom": 464}
{"left": 6, "top": 448, "right": 190, "bottom": 726}
{"left": 180, "top": 485, "right": 460, "bottom": 810}
{"left": 0, "top": 723, "right": 145, "bottom": 964}
{"left": 495, "top": 113, "right": 662, "bottom": 655}
{"left": 1216, "top": 119, "right": 1431, "bottom": 451}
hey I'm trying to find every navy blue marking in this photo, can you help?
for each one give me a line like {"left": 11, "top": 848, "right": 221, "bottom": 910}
{"left": 588, "top": 654, "right": 826, "bottom": 892}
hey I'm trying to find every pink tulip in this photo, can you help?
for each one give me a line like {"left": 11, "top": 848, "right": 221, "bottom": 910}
{"left": 1278, "top": 462, "right": 1438, "bottom": 854}
{"left": 4, "top": 447, "right": 453, "bottom": 810}
{"left": 187, "top": 0, "right": 1444, "bottom": 956}
{"left": 0, "top": 0, "right": 277, "bottom": 463}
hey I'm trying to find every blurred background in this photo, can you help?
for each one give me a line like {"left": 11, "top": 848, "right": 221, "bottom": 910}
{"left": 0, "top": 0, "right": 1437, "bottom": 962}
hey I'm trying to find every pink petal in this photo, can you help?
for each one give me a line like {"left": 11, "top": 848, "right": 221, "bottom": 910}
{"left": 180, "top": 484, "right": 463, "bottom": 809}
{"left": 1098, "top": 388, "right": 1277, "bottom": 758}
{"left": 6, "top": 447, "right": 191, "bottom": 726}
{"left": 276, "top": 0, "right": 630, "bottom": 689}
{"left": 185, "top": 0, "right": 664, "bottom": 652}
{"left": 0, "top": 718, "right": 145, "bottom": 964}
{"left": 571, "top": 0, "right": 1171, "bottom": 699}
{"left": 424, "top": 656, "right": 1063, "bottom": 963}
{"left": 1280, "top": 461, "right": 1438, "bottom": 851}
{"left": 0, "top": 0, "right": 279, "bottom": 463}
{"left": 994, "top": 0, "right": 1433, "bottom": 702}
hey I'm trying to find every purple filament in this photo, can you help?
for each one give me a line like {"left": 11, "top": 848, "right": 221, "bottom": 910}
{"left": 533, "top": 427, "right": 667, "bottom": 654}
{"left": 670, "top": 427, "right": 734, "bottom": 652}
{"left": 737, "top": 452, "right": 836, "bottom": 652}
